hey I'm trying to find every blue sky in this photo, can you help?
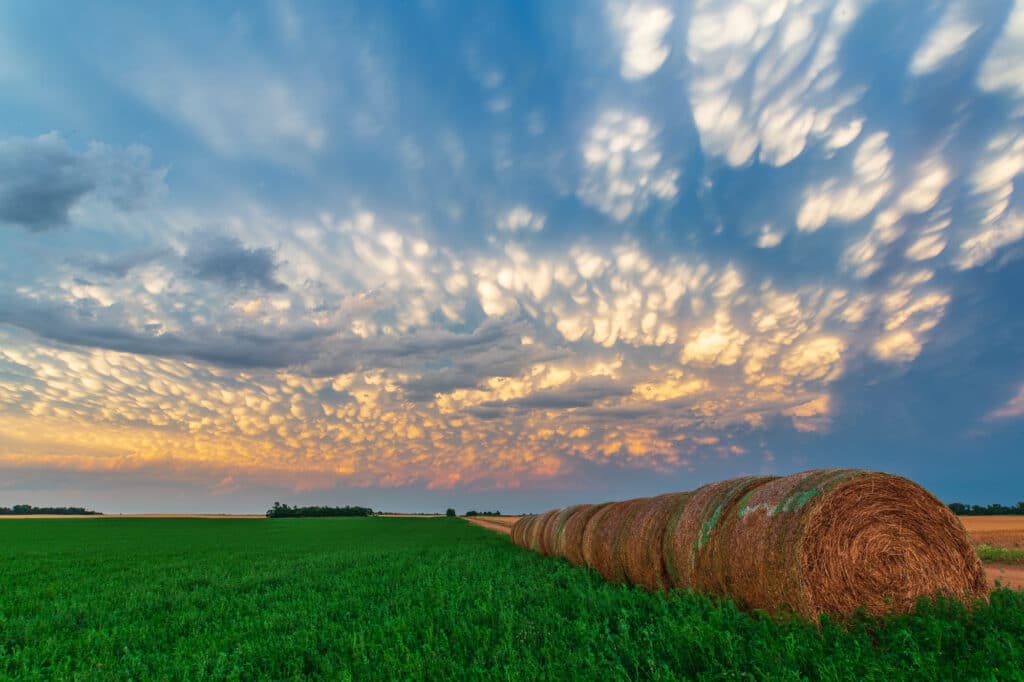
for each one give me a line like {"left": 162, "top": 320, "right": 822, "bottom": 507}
{"left": 1, "top": 0, "right": 1023, "bottom": 514}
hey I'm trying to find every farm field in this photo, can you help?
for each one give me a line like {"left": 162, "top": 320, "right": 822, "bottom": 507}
{"left": 2, "top": 518, "right": 1023, "bottom": 680}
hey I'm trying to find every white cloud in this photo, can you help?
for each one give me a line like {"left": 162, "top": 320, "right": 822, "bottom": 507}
{"left": 909, "top": 3, "right": 978, "bottom": 75}
{"left": 756, "top": 224, "right": 783, "bottom": 248}
{"left": 124, "top": 53, "right": 326, "bottom": 165}
{"left": 872, "top": 330, "right": 921, "bottom": 363}
{"left": 687, "top": 0, "right": 865, "bottom": 167}
{"left": 977, "top": 0, "right": 1024, "bottom": 98}
{"left": 578, "top": 109, "right": 679, "bottom": 221}
{"left": 798, "top": 131, "right": 893, "bottom": 232}
{"left": 988, "top": 384, "right": 1024, "bottom": 420}
{"left": 779, "top": 336, "right": 845, "bottom": 382}
{"left": 954, "top": 211, "right": 1024, "bottom": 270}
{"left": 609, "top": 1, "right": 674, "bottom": 80}
{"left": 680, "top": 311, "right": 748, "bottom": 366}
{"left": 497, "top": 206, "right": 546, "bottom": 233}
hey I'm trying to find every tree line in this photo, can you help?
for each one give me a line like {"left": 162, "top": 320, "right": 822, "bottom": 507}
{"left": 463, "top": 510, "right": 502, "bottom": 517}
{"left": 266, "top": 502, "right": 374, "bottom": 518}
{"left": 949, "top": 502, "right": 1024, "bottom": 516}
{"left": 0, "top": 505, "right": 101, "bottom": 515}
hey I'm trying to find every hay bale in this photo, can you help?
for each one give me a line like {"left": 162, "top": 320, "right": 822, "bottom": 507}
{"left": 508, "top": 468, "right": 986, "bottom": 618}
{"left": 581, "top": 503, "right": 617, "bottom": 570}
{"left": 539, "top": 508, "right": 565, "bottom": 556}
{"left": 664, "top": 476, "right": 776, "bottom": 592}
{"left": 511, "top": 515, "right": 531, "bottom": 547}
{"left": 619, "top": 493, "right": 692, "bottom": 591}
{"left": 551, "top": 505, "right": 589, "bottom": 558}
{"left": 711, "top": 469, "right": 988, "bottom": 617}
{"left": 561, "top": 503, "right": 606, "bottom": 566}
{"left": 530, "top": 510, "right": 560, "bottom": 553}
{"left": 516, "top": 514, "right": 539, "bottom": 550}
{"left": 587, "top": 498, "right": 651, "bottom": 583}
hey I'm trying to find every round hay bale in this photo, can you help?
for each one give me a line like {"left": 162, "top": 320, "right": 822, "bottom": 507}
{"left": 551, "top": 505, "right": 589, "bottom": 558}
{"left": 619, "top": 492, "right": 692, "bottom": 591}
{"left": 561, "top": 503, "right": 607, "bottom": 566}
{"left": 581, "top": 502, "right": 618, "bottom": 570}
{"left": 711, "top": 469, "right": 988, "bottom": 618}
{"left": 664, "top": 476, "right": 776, "bottom": 592}
{"left": 539, "top": 508, "right": 565, "bottom": 556}
{"left": 511, "top": 515, "right": 532, "bottom": 547}
{"left": 588, "top": 497, "right": 651, "bottom": 583}
{"left": 529, "top": 509, "right": 560, "bottom": 553}
{"left": 518, "top": 514, "right": 539, "bottom": 550}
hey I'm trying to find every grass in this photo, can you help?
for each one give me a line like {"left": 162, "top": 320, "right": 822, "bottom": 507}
{"left": 978, "top": 544, "right": 1024, "bottom": 565}
{"left": 0, "top": 518, "right": 1021, "bottom": 681}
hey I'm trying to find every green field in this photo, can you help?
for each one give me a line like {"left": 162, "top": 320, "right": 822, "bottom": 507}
{"left": 1, "top": 518, "right": 1023, "bottom": 681}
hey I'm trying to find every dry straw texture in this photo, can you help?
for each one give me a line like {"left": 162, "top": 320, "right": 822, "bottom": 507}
{"left": 619, "top": 493, "right": 691, "bottom": 591}
{"left": 508, "top": 469, "right": 986, "bottom": 617}
{"left": 560, "top": 504, "right": 606, "bottom": 566}
{"left": 719, "top": 469, "right": 988, "bottom": 617}
{"left": 530, "top": 510, "right": 559, "bottom": 553}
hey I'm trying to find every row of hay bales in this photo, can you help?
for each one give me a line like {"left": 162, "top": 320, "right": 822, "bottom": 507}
{"left": 510, "top": 469, "right": 987, "bottom": 618}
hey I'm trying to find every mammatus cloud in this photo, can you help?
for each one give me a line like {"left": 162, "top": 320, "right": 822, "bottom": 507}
{"left": 976, "top": 0, "right": 1024, "bottom": 99}
{"left": 608, "top": 1, "right": 674, "bottom": 80}
{"left": 909, "top": 2, "right": 978, "bottom": 76}
{"left": 0, "top": 133, "right": 165, "bottom": 231}
{"left": 686, "top": 0, "right": 864, "bottom": 167}
{"left": 577, "top": 110, "right": 679, "bottom": 221}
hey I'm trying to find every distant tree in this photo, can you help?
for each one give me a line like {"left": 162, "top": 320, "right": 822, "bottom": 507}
{"left": 0, "top": 505, "right": 101, "bottom": 516}
{"left": 446, "top": 508, "right": 456, "bottom": 517}
{"left": 266, "top": 503, "right": 373, "bottom": 518}
{"left": 948, "top": 502, "right": 1024, "bottom": 515}
{"left": 463, "top": 510, "right": 501, "bottom": 517}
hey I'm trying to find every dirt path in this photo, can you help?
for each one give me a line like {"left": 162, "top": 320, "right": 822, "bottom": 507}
{"left": 985, "top": 563, "right": 1024, "bottom": 590}
{"left": 465, "top": 517, "right": 513, "bottom": 535}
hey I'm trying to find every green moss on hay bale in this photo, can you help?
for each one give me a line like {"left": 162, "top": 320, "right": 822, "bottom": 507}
{"left": 712, "top": 469, "right": 988, "bottom": 618}
{"left": 663, "top": 476, "right": 776, "bottom": 592}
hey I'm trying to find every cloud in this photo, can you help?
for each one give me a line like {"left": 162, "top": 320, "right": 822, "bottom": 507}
{"left": 0, "top": 133, "right": 165, "bottom": 231}
{"left": 577, "top": 109, "right": 679, "bottom": 220}
{"left": 124, "top": 52, "right": 326, "bottom": 164}
{"left": 687, "top": 0, "right": 865, "bottom": 167}
{"left": 184, "top": 236, "right": 287, "bottom": 292}
{"left": 909, "top": 2, "right": 978, "bottom": 75}
{"left": 608, "top": 1, "right": 674, "bottom": 80}
{"left": 481, "top": 376, "right": 631, "bottom": 410}
{"left": 496, "top": 206, "right": 546, "bottom": 233}
{"left": 987, "top": 384, "right": 1024, "bottom": 420}
{"left": 977, "top": 0, "right": 1024, "bottom": 99}
{"left": 798, "top": 131, "right": 893, "bottom": 233}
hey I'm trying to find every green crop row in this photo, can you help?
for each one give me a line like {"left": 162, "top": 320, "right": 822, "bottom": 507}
{"left": 977, "top": 544, "right": 1024, "bottom": 565}
{"left": 1, "top": 518, "right": 1022, "bottom": 680}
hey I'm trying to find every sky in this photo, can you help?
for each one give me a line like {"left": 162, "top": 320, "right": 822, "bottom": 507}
{"left": 1, "top": 0, "right": 1023, "bottom": 514}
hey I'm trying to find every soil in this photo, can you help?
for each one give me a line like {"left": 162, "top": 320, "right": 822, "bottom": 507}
{"left": 985, "top": 563, "right": 1024, "bottom": 590}
{"left": 465, "top": 517, "right": 513, "bottom": 535}
{"left": 959, "top": 516, "right": 1024, "bottom": 548}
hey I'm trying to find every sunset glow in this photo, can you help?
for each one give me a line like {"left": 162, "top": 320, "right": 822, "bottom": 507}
{"left": 2, "top": 0, "right": 1023, "bottom": 512}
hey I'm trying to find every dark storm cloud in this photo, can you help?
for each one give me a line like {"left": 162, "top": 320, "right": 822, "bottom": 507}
{"left": 0, "top": 135, "right": 96, "bottom": 231}
{"left": 0, "top": 293, "right": 555, "bottom": 383}
{"left": 75, "top": 249, "right": 172, "bottom": 278}
{"left": 0, "top": 133, "right": 165, "bottom": 232}
{"left": 184, "top": 236, "right": 288, "bottom": 292}
{"left": 480, "top": 377, "right": 632, "bottom": 411}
